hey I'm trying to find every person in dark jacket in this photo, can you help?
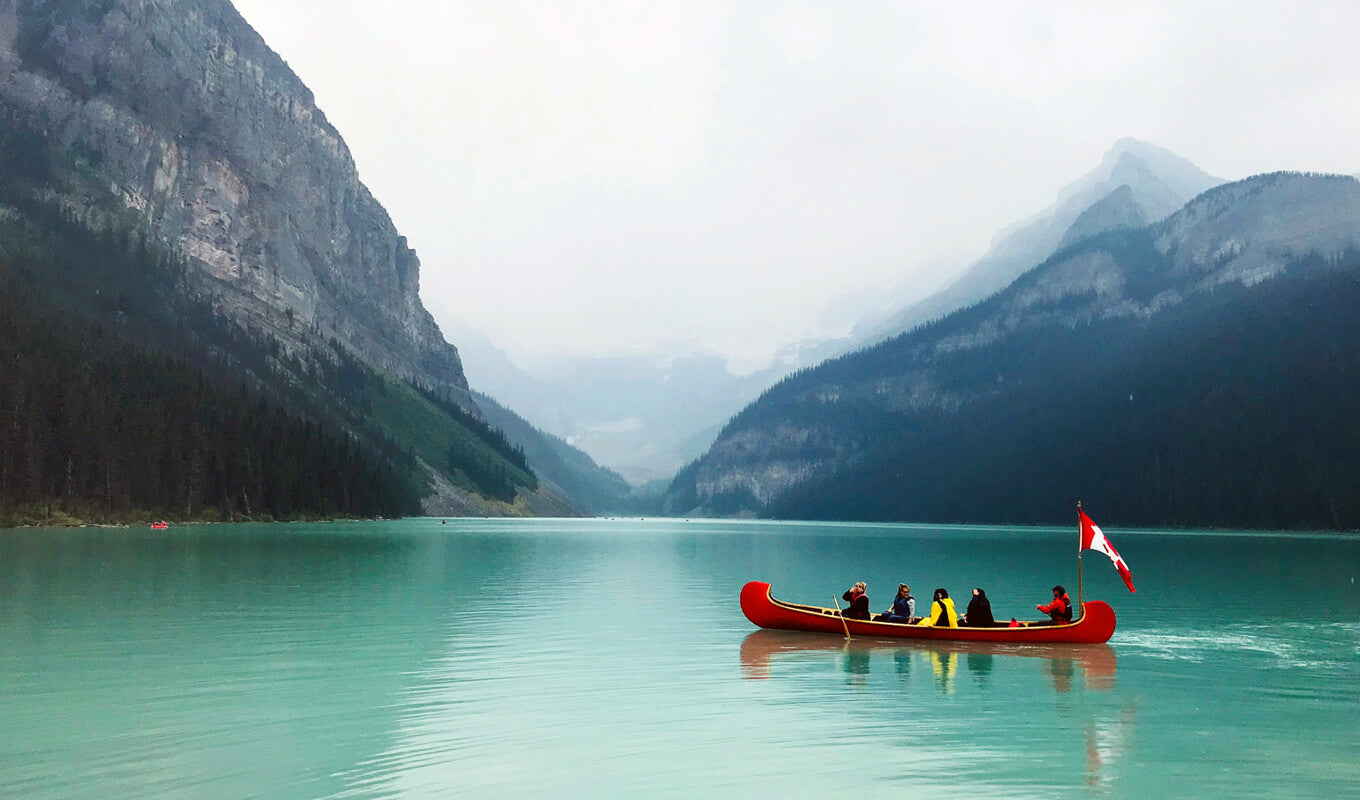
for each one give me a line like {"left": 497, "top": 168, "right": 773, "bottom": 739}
{"left": 841, "top": 581, "right": 871, "bottom": 620}
{"left": 875, "top": 584, "right": 915, "bottom": 623}
{"left": 960, "top": 587, "right": 996, "bottom": 627}
{"left": 1033, "top": 585, "right": 1073, "bottom": 625}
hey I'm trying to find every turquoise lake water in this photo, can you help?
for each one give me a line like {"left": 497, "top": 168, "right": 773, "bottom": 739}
{"left": 1, "top": 518, "right": 1357, "bottom": 799}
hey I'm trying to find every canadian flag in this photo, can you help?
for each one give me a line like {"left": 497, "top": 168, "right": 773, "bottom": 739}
{"left": 1079, "top": 508, "right": 1135, "bottom": 593}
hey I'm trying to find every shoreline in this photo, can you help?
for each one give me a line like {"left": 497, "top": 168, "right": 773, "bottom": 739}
{"left": 0, "top": 511, "right": 395, "bottom": 530}
{"left": 3, "top": 515, "right": 1355, "bottom": 536}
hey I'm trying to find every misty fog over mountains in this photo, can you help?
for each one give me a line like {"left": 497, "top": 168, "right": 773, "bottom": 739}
{"left": 455, "top": 138, "right": 1233, "bottom": 489}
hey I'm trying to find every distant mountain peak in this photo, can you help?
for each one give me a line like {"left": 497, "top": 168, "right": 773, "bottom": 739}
{"left": 1106, "top": 151, "right": 1158, "bottom": 183}
{"left": 1056, "top": 184, "right": 1148, "bottom": 250}
{"left": 854, "top": 138, "right": 1224, "bottom": 348}
{"left": 1099, "top": 138, "right": 1223, "bottom": 200}
{"left": 1048, "top": 138, "right": 1222, "bottom": 224}
{"left": 1104, "top": 136, "right": 1186, "bottom": 162}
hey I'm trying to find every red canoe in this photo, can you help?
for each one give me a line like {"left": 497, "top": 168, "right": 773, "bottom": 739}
{"left": 740, "top": 581, "right": 1116, "bottom": 644}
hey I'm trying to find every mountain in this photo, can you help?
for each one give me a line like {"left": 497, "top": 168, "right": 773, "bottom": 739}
{"left": 855, "top": 138, "right": 1224, "bottom": 345}
{"left": 666, "top": 173, "right": 1360, "bottom": 529}
{"left": 0, "top": 0, "right": 574, "bottom": 517}
{"left": 455, "top": 331, "right": 782, "bottom": 485}
{"left": 447, "top": 326, "right": 569, "bottom": 435}
{"left": 527, "top": 354, "right": 786, "bottom": 485}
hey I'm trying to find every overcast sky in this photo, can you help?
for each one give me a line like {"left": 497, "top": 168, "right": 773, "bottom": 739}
{"left": 233, "top": 0, "right": 1360, "bottom": 373}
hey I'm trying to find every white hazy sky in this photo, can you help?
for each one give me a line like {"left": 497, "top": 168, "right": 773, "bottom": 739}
{"left": 233, "top": 0, "right": 1360, "bottom": 372}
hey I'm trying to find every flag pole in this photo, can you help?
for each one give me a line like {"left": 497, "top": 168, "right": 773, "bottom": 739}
{"left": 1077, "top": 500, "right": 1084, "bottom": 618}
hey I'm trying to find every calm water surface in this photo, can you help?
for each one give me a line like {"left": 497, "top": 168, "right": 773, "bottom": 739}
{"left": 2, "top": 518, "right": 1357, "bottom": 799}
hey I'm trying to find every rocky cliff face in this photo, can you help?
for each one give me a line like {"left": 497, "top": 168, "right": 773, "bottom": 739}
{"left": 0, "top": 0, "right": 468, "bottom": 401}
{"left": 1158, "top": 172, "right": 1360, "bottom": 288}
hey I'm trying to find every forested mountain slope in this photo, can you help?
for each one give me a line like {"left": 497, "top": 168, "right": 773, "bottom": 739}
{"left": 666, "top": 173, "right": 1360, "bottom": 528}
{"left": 473, "top": 392, "right": 633, "bottom": 515}
{"left": 0, "top": 218, "right": 426, "bottom": 525}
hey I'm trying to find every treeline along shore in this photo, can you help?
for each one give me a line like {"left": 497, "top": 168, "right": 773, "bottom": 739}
{"left": 0, "top": 268, "right": 424, "bottom": 527}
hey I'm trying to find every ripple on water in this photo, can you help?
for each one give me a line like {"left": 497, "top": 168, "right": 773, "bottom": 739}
{"left": 1116, "top": 621, "right": 1360, "bottom": 671}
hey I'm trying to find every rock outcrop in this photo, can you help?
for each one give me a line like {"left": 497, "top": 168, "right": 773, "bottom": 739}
{"left": 0, "top": 0, "right": 469, "bottom": 402}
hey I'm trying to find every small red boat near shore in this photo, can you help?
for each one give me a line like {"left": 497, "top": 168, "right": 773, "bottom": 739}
{"left": 740, "top": 581, "right": 1117, "bottom": 644}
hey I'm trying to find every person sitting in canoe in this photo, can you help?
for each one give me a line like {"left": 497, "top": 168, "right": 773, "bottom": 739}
{"left": 1033, "top": 585, "right": 1073, "bottom": 625}
{"left": 916, "top": 588, "right": 959, "bottom": 627}
{"left": 874, "top": 584, "right": 915, "bottom": 623}
{"left": 840, "top": 582, "right": 871, "bottom": 620}
{"left": 959, "top": 587, "right": 996, "bottom": 627}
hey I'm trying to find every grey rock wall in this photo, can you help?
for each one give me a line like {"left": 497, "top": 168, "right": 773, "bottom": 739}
{"left": 0, "top": 0, "right": 469, "bottom": 401}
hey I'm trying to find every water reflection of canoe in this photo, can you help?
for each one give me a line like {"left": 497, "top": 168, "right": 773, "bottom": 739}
{"left": 739, "top": 628, "right": 1117, "bottom": 689}
{"left": 741, "top": 581, "right": 1116, "bottom": 644}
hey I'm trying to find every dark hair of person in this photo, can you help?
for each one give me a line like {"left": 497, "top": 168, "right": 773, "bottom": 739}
{"left": 933, "top": 588, "right": 949, "bottom": 601}
{"left": 1052, "top": 585, "right": 1066, "bottom": 595}
{"left": 974, "top": 588, "right": 987, "bottom": 599}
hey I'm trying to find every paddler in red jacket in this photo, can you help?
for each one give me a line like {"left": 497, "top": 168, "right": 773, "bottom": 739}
{"left": 1035, "top": 585, "right": 1073, "bottom": 625}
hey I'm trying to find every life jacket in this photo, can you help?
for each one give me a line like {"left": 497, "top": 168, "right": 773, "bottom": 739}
{"left": 916, "top": 596, "right": 958, "bottom": 627}
{"left": 1054, "top": 594, "right": 1072, "bottom": 623}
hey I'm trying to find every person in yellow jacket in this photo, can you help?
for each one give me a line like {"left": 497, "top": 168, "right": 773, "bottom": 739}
{"left": 916, "top": 588, "right": 959, "bottom": 627}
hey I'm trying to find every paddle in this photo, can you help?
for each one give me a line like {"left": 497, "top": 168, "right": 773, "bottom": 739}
{"left": 831, "top": 596, "right": 852, "bottom": 640}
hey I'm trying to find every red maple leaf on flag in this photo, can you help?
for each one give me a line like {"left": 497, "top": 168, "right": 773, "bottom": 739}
{"left": 1080, "top": 509, "right": 1135, "bottom": 593}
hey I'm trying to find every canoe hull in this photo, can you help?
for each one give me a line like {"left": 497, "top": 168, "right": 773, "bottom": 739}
{"left": 740, "top": 581, "right": 1116, "bottom": 644}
